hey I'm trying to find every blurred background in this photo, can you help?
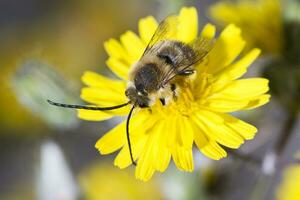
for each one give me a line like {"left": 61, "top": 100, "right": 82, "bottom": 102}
{"left": 0, "top": 0, "right": 299, "bottom": 199}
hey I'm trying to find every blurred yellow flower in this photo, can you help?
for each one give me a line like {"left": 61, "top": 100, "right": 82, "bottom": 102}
{"left": 277, "top": 165, "right": 300, "bottom": 200}
{"left": 210, "top": 0, "right": 283, "bottom": 55}
{"left": 78, "top": 162, "right": 163, "bottom": 200}
{"left": 78, "top": 7, "right": 270, "bottom": 181}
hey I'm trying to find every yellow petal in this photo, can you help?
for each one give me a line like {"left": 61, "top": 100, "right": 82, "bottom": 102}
{"left": 153, "top": 115, "right": 177, "bottom": 148}
{"left": 205, "top": 78, "right": 270, "bottom": 112}
{"left": 216, "top": 78, "right": 269, "bottom": 99}
{"left": 95, "top": 112, "right": 150, "bottom": 155}
{"left": 106, "top": 57, "right": 130, "bottom": 81}
{"left": 200, "top": 141, "right": 227, "bottom": 160}
{"left": 138, "top": 16, "right": 158, "bottom": 44}
{"left": 155, "top": 146, "right": 171, "bottom": 172}
{"left": 194, "top": 110, "right": 245, "bottom": 148}
{"left": 201, "top": 23, "right": 216, "bottom": 39}
{"left": 132, "top": 119, "right": 165, "bottom": 181}
{"left": 79, "top": 71, "right": 129, "bottom": 118}
{"left": 178, "top": 7, "right": 198, "bottom": 43}
{"left": 120, "top": 31, "right": 145, "bottom": 62}
{"left": 135, "top": 131, "right": 158, "bottom": 181}
{"left": 178, "top": 117, "right": 194, "bottom": 149}
{"left": 114, "top": 114, "right": 158, "bottom": 168}
{"left": 209, "top": 0, "right": 283, "bottom": 55}
{"left": 81, "top": 71, "right": 125, "bottom": 92}
{"left": 204, "top": 94, "right": 270, "bottom": 112}
{"left": 220, "top": 113, "right": 257, "bottom": 140}
{"left": 154, "top": 121, "right": 171, "bottom": 172}
{"left": 104, "top": 38, "right": 131, "bottom": 64}
{"left": 162, "top": 117, "right": 177, "bottom": 148}
{"left": 80, "top": 87, "right": 129, "bottom": 116}
{"left": 243, "top": 94, "right": 271, "bottom": 110}
{"left": 173, "top": 117, "right": 183, "bottom": 147}
{"left": 191, "top": 119, "right": 209, "bottom": 149}
{"left": 206, "top": 24, "right": 245, "bottom": 74}
{"left": 204, "top": 97, "right": 249, "bottom": 113}
{"left": 215, "top": 48, "right": 261, "bottom": 82}
{"left": 77, "top": 109, "right": 113, "bottom": 121}
{"left": 81, "top": 87, "right": 126, "bottom": 104}
{"left": 114, "top": 133, "right": 148, "bottom": 169}
{"left": 171, "top": 146, "right": 194, "bottom": 172}
{"left": 95, "top": 121, "right": 126, "bottom": 155}
{"left": 135, "top": 160, "right": 155, "bottom": 182}
{"left": 209, "top": 2, "right": 242, "bottom": 28}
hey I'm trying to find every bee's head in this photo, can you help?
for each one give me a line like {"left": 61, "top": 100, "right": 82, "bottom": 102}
{"left": 125, "top": 85, "right": 150, "bottom": 108}
{"left": 126, "top": 62, "right": 161, "bottom": 108}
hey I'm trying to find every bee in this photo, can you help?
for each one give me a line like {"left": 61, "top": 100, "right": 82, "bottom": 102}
{"left": 48, "top": 15, "right": 214, "bottom": 165}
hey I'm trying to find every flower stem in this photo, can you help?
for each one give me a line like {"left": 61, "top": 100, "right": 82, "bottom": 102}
{"left": 228, "top": 149, "right": 261, "bottom": 169}
{"left": 253, "top": 112, "right": 298, "bottom": 199}
{"left": 274, "top": 112, "right": 297, "bottom": 156}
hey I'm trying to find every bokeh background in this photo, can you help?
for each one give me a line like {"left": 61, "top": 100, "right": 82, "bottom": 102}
{"left": 0, "top": 0, "right": 299, "bottom": 199}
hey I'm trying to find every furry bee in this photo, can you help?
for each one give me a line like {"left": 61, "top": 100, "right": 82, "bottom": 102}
{"left": 48, "top": 15, "right": 214, "bottom": 165}
{"left": 125, "top": 16, "right": 213, "bottom": 108}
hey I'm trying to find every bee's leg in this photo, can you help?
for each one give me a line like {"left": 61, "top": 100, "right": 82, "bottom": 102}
{"left": 171, "top": 83, "right": 176, "bottom": 91}
{"left": 171, "top": 84, "right": 178, "bottom": 101}
{"left": 159, "top": 98, "right": 166, "bottom": 106}
{"left": 178, "top": 69, "right": 194, "bottom": 76}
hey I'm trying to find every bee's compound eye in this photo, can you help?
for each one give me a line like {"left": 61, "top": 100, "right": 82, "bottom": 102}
{"left": 125, "top": 88, "right": 135, "bottom": 97}
{"left": 135, "top": 83, "right": 144, "bottom": 93}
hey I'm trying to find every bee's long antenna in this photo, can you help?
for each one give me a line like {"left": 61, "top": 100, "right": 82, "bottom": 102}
{"left": 47, "top": 99, "right": 129, "bottom": 111}
{"left": 126, "top": 106, "right": 136, "bottom": 166}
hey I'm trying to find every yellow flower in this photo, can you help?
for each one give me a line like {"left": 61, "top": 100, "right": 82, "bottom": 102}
{"left": 277, "top": 164, "right": 300, "bottom": 200}
{"left": 79, "top": 162, "right": 163, "bottom": 200}
{"left": 78, "top": 7, "right": 270, "bottom": 181}
{"left": 210, "top": 0, "right": 283, "bottom": 55}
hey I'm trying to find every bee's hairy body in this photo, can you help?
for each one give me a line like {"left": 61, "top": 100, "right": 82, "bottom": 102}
{"left": 125, "top": 40, "right": 196, "bottom": 108}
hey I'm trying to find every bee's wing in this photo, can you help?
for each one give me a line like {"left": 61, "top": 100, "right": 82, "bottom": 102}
{"left": 142, "top": 15, "right": 179, "bottom": 56}
{"left": 161, "top": 36, "right": 215, "bottom": 86}
{"left": 189, "top": 37, "right": 214, "bottom": 66}
{"left": 142, "top": 14, "right": 215, "bottom": 86}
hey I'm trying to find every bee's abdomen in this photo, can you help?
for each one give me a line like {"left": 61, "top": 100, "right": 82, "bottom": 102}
{"left": 157, "top": 41, "right": 195, "bottom": 67}
{"left": 134, "top": 63, "right": 160, "bottom": 93}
